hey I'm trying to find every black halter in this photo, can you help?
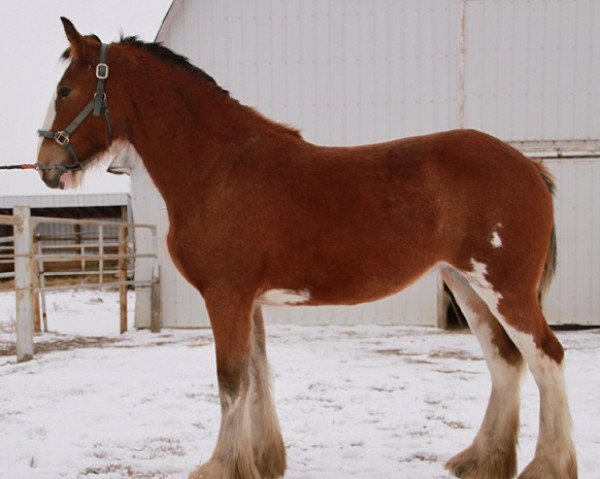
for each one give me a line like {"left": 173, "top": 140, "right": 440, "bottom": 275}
{"left": 37, "top": 43, "right": 113, "bottom": 172}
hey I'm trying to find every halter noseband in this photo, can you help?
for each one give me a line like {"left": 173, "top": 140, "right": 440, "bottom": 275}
{"left": 37, "top": 43, "right": 113, "bottom": 172}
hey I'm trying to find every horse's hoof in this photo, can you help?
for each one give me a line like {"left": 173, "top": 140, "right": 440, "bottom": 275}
{"left": 188, "top": 459, "right": 262, "bottom": 479}
{"left": 255, "top": 439, "right": 287, "bottom": 479}
{"left": 446, "top": 444, "right": 517, "bottom": 479}
{"left": 517, "top": 451, "right": 577, "bottom": 479}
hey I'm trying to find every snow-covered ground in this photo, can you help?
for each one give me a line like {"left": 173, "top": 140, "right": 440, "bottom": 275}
{"left": 0, "top": 289, "right": 598, "bottom": 478}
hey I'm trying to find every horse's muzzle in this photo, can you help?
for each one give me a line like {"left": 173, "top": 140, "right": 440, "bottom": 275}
{"left": 40, "top": 169, "right": 65, "bottom": 189}
{"left": 38, "top": 143, "right": 71, "bottom": 189}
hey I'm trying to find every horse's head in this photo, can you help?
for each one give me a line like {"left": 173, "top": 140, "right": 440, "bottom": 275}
{"left": 38, "top": 18, "right": 113, "bottom": 189}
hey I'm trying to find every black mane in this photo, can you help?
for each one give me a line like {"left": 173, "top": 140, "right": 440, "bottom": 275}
{"left": 120, "top": 36, "right": 230, "bottom": 96}
{"left": 61, "top": 34, "right": 229, "bottom": 96}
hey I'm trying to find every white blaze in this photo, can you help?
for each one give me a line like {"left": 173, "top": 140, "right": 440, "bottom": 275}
{"left": 37, "top": 92, "right": 57, "bottom": 155}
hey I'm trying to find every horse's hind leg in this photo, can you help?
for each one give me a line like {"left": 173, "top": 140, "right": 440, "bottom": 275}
{"left": 461, "top": 267, "right": 577, "bottom": 479}
{"left": 249, "top": 306, "right": 286, "bottom": 477}
{"left": 492, "top": 302, "right": 577, "bottom": 479}
{"left": 441, "top": 266, "right": 525, "bottom": 479}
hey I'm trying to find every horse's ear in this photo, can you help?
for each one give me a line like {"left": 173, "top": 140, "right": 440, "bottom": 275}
{"left": 60, "top": 17, "right": 91, "bottom": 61}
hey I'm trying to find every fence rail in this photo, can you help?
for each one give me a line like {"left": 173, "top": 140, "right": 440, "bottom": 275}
{"left": 3, "top": 206, "right": 161, "bottom": 362}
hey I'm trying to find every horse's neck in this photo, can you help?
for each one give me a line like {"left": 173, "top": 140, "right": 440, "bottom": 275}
{"left": 119, "top": 60, "right": 274, "bottom": 206}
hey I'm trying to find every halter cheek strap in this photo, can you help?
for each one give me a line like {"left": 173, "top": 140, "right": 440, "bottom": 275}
{"left": 37, "top": 43, "right": 113, "bottom": 172}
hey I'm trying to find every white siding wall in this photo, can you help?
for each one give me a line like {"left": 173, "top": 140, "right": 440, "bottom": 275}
{"left": 160, "top": 0, "right": 461, "bottom": 145}
{"left": 147, "top": 0, "right": 457, "bottom": 327}
{"left": 129, "top": 0, "right": 599, "bottom": 328}
{"left": 464, "top": 0, "right": 600, "bottom": 143}
{"left": 543, "top": 159, "right": 600, "bottom": 325}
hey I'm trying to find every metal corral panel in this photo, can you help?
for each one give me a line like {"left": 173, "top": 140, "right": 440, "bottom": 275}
{"left": 464, "top": 0, "right": 600, "bottom": 143}
{"left": 0, "top": 193, "right": 130, "bottom": 252}
{"left": 543, "top": 159, "right": 600, "bottom": 325}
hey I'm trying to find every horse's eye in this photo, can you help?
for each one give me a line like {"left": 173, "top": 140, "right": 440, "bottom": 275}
{"left": 58, "top": 86, "right": 71, "bottom": 98}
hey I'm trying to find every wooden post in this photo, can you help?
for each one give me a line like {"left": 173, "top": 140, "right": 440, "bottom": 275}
{"left": 118, "top": 206, "right": 128, "bottom": 334}
{"left": 98, "top": 225, "right": 104, "bottom": 284}
{"left": 36, "top": 240, "right": 49, "bottom": 332}
{"left": 74, "top": 223, "right": 84, "bottom": 272}
{"left": 14, "top": 206, "right": 34, "bottom": 362}
{"left": 32, "top": 242, "right": 41, "bottom": 334}
{"left": 150, "top": 265, "right": 161, "bottom": 333}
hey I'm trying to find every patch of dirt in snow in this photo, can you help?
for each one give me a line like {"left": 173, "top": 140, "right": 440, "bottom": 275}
{"left": 80, "top": 464, "right": 170, "bottom": 478}
{"left": 0, "top": 333, "right": 212, "bottom": 359}
{"left": 0, "top": 335, "right": 121, "bottom": 357}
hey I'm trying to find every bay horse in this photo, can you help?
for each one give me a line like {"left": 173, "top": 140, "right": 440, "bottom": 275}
{"left": 37, "top": 18, "right": 577, "bottom": 479}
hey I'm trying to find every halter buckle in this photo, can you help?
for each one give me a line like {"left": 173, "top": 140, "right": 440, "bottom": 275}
{"left": 96, "top": 63, "right": 109, "bottom": 80}
{"left": 54, "top": 131, "right": 70, "bottom": 146}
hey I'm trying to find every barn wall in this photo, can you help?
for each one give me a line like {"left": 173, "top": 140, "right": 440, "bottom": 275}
{"left": 158, "top": 0, "right": 461, "bottom": 145}
{"left": 151, "top": 0, "right": 457, "bottom": 328}
{"left": 464, "top": 0, "right": 600, "bottom": 144}
{"left": 543, "top": 159, "right": 600, "bottom": 325}
{"left": 131, "top": 0, "right": 599, "bottom": 328}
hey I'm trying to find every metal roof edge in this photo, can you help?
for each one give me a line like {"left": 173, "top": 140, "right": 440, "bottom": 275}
{"left": 0, "top": 193, "right": 132, "bottom": 209}
{"left": 155, "top": 0, "right": 181, "bottom": 42}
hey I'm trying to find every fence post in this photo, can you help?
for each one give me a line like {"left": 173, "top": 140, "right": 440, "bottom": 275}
{"left": 32, "top": 252, "right": 41, "bottom": 333}
{"left": 98, "top": 225, "right": 104, "bottom": 284}
{"left": 150, "top": 265, "right": 161, "bottom": 333}
{"left": 14, "top": 206, "right": 34, "bottom": 362}
{"left": 36, "top": 239, "right": 49, "bottom": 332}
{"left": 118, "top": 222, "right": 128, "bottom": 334}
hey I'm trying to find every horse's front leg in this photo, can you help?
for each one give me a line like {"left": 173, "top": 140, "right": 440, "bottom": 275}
{"left": 189, "top": 289, "right": 261, "bottom": 479}
{"left": 249, "top": 306, "right": 286, "bottom": 477}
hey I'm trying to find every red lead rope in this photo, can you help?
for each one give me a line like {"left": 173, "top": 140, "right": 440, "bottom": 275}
{"left": 0, "top": 164, "right": 61, "bottom": 171}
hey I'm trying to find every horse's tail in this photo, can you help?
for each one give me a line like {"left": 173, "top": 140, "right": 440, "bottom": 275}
{"left": 534, "top": 161, "right": 558, "bottom": 302}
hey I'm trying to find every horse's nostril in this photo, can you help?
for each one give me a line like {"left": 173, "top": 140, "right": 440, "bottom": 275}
{"left": 41, "top": 169, "right": 63, "bottom": 189}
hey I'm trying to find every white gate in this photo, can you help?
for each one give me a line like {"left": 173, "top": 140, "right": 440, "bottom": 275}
{"left": 1, "top": 206, "right": 161, "bottom": 362}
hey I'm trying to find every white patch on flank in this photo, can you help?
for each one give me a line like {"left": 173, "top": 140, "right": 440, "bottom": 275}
{"left": 37, "top": 92, "right": 57, "bottom": 155}
{"left": 491, "top": 231, "right": 503, "bottom": 248}
{"left": 490, "top": 223, "right": 503, "bottom": 248}
{"left": 258, "top": 289, "right": 311, "bottom": 306}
